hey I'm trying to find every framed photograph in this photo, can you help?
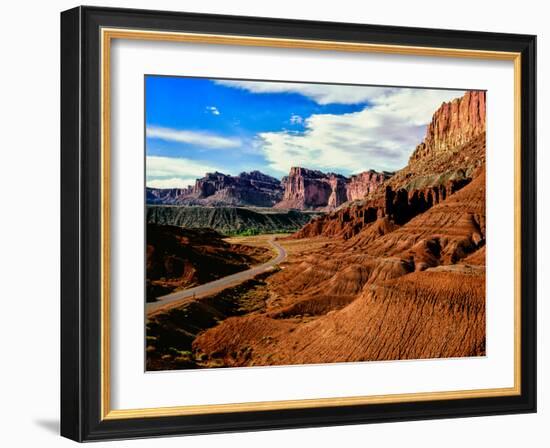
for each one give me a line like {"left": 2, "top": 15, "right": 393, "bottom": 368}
{"left": 60, "top": 6, "right": 536, "bottom": 441}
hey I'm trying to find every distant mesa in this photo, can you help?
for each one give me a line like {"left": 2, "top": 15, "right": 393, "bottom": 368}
{"left": 147, "top": 170, "right": 283, "bottom": 208}
{"left": 275, "top": 167, "right": 391, "bottom": 210}
{"left": 147, "top": 167, "right": 391, "bottom": 210}
{"left": 146, "top": 187, "right": 193, "bottom": 204}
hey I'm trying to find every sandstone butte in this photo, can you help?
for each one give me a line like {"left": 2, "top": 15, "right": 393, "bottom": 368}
{"left": 187, "top": 90, "right": 488, "bottom": 367}
{"left": 274, "top": 167, "right": 391, "bottom": 210}
{"left": 147, "top": 171, "right": 285, "bottom": 208}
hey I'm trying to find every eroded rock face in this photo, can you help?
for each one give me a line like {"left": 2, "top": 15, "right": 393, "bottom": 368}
{"left": 192, "top": 269, "right": 486, "bottom": 366}
{"left": 147, "top": 171, "right": 284, "bottom": 207}
{"left": 146, "top": 187, "right": 192, "bottom": 204}
{"left": 347, "top": 170, "right": 389, "bottom": 201}
{"left": 191, "top": 171, "right": 284, "bottom": 206}
{"left": 192, "top": 172, "right": 231, "bottom": 198}
{"left": 410, "top": 90, "right": 486, "bottom": 163}
{"left": 147, "top": 167, "right": 388, "bottom": 210}
{"left": 277, "top": 167, "right": 335, "bottom": 209}
{"left": 293, "top": 176, "right": 472, "bottom": 239}
{"left": 327, "top": 175, "right": 348, "bottom": 209}
{"left": 276, "top": 167, "right": 390, "bottom": 210}
{"left": 294, "top": 91, "right": 486, "bottom": 238}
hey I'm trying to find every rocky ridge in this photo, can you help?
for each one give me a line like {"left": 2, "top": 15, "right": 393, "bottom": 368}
{"left": 294, "top": 91, "right": 486, "bottom": 239}
{"left": 147, "top": 171, "right": 284, "bottom": 207}
{"left": 147, "top": 206, "right": 321, "bottom": 236}
{"left": 275, "top": 167, "right": 391, "bottom": 210}
{"left": 148, "top": 167, "right": 390, "bottom": 210}
{"left": 146, "top": 187, "right": 192, "bottom": 204}
{"left": 410, "top": 90, "right": 486, "bottom": 162}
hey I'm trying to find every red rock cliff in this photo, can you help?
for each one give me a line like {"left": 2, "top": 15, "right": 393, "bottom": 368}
{"left": 293, "top": 90, "right": 486, "bottom": 239}
{"left": 347, "top": 170, "right": 389, "bottom": 201}
{"left": 410, "top": 91, "right": 486, "bottom": 163}
{"left": 276, "top": 167, "right": 390, "bottom": 210}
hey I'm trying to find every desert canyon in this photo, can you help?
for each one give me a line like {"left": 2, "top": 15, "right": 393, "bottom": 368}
{"left": 146, "top": 91, "right": 487, "bottom": 370}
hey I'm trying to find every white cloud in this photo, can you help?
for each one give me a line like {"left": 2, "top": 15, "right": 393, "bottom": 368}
{"left": 146, "top": 126, "right": 239, "bottom": 148}
{"left": 146, "top": 156, "right": 218, "bottom": 189}
{"left": 206, "top": 106, "right": 220, "bottom": 115}
{"left": 258, "top": 89, "right": 466, "bottom": 174}
{"left": 289, "top": 114, "right": 303, "bottom": 125}
{"left": 216, "top": 80, "right": 394, "bottom": 105}
{"left": 146, "top": 177, "right": 197, "bottom": 189}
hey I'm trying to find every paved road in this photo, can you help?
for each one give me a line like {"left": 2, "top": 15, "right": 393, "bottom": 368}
{"left": 146, "top": 237, "right": 287, "bottom": 316}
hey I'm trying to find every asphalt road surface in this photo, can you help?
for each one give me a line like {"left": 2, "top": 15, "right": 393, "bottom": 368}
{"left": 146, "top": 236, "right": 287, "bottom": 316}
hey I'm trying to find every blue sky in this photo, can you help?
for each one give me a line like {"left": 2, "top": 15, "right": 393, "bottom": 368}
{"left": 145, "top": 76, "right": 465, "bottom": 189}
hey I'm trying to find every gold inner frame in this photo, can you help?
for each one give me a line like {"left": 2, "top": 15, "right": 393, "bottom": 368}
{"left": 100, "top": 27, "right": 522, "bottom": 420}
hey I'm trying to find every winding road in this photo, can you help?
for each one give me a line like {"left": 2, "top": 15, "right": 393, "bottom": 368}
{"left": 146, "top": 237, "right": 287, "bottom": 316}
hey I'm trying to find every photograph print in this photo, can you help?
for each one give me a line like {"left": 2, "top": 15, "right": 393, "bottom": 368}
{"left": 144, "top": 76, "right": 486, "bottom": 371}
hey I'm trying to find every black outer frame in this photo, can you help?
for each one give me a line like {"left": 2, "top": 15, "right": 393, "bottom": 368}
{"left": 60, "top": 6, "right": 536, "bottom": 442}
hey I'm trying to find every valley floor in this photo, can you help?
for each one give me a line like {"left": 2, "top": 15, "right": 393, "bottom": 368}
{"left": 146, "top": 226, "right": 485, "bottom": 371}
{"left": 147, "top": 234, "right": 289, "bottom": 316}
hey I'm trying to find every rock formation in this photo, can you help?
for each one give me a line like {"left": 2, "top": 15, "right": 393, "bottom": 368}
{"left": 346, "top": 170, "right": 389, "bottom": 201}
{"left": 147, "top": 171, "right": 284, "bottom": 207}
{"left": 148, "top": 167, "right": 390, "bottom": 210}
{"left": 276, "top": 167, "right": 391, "bottom": 210}
{"left": 146, "top": 187, "right": 192, "bottom": 205}
{"left": 295, "top": 91, "right": 486, "bottom": 238}
{"left": 276, "top": 167, "right": 337, "bottom": 210}
{"left": 409, "top": 90, "right": 486, "bottom": 162}
{"left": 146, "top": 90, "right": 488, "bottom": 370}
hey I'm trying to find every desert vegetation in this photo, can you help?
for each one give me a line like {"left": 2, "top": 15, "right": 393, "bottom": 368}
{"left": 147, "top": 205, "right": 321, "bottom": 236}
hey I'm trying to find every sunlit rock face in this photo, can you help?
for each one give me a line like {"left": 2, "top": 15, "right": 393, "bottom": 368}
{"left": 276, "top": 167, "right": 390, "bottom": 210}
{"left": 293, "top": 91, "right": 486, "bottom": 239}
{"left": 147, "top": 171, "right": 284, "bottom": 207}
